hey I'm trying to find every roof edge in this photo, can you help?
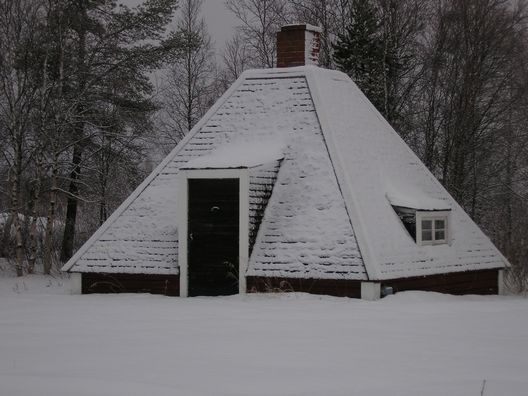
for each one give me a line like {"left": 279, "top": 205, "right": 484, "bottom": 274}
{"left": 379, "top": 265, "right": 504, "bottom": 281}
{"left": 61, "top": 72, "right": 251, "bottom": 272}
{"left": 242, "top": 65, "right": 318, "bottom": 80}
{"left": 305, "top": 68, "right": 380, "bottom": 280}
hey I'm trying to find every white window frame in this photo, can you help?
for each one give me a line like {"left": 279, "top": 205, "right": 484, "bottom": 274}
{"left": 178, "top": 168, "right": 250, "bottom": 297}
{"left": 416, "top": 211, "right": 450, "bottom": 246}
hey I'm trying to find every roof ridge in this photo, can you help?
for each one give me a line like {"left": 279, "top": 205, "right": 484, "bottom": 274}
{"left": 305, "top": 68, "right": 379, "bottom": 280}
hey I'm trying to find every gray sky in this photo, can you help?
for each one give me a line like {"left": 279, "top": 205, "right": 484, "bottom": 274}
{"left": 121, "top": 0, "right": 237, "bottom": 54}
{"left": 203, "top": 0, "right": 238, "bottom": 53}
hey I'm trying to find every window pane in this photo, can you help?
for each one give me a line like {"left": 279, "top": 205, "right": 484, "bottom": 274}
{"left": 422, "top": 220, "right": 432, "bottom": 230}
{"left": 435, "top": 219, "right": 445, "bottom": 230}
{"left": 422, "top": 230, "right": 432, "bottom": 241}
{"left": 435, "top": 230, "right": 445, "bottom": 240}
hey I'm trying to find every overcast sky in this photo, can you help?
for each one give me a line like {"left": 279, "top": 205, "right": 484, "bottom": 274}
{"left": 202, "top": 0, "right": 238, "bottom": 53}
{"left": 121, "top": 0, "right": 237, "bottom": 54}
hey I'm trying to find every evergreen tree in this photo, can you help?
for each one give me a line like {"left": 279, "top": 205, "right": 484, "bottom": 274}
{"left": 333, "top": 0, "right": 386, "bottom": 114}
{"left": 57, "top": 0, "right": 184, "bottom": 262}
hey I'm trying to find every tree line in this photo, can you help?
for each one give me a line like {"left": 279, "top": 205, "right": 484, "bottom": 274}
{"left": 1, "top": 0, "right": 527, "bottom": 291}
{"left": 0, "top": 0, "right": 185, "bottom": 275}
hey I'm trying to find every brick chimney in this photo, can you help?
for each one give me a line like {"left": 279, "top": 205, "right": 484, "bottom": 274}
{"left": 276, "top": 24, "right": 321, "bottom": 68}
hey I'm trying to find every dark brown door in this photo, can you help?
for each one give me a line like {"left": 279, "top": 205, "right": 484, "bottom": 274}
{"left": 188, "top": 178, "right": 239, "bottom": 296}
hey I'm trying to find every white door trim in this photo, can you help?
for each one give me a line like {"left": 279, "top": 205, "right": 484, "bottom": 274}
{"left": 178, "top": 168, "right": 249, "bottom": 297}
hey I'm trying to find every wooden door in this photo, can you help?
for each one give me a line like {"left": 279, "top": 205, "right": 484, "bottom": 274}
{"left": 188, "top": 178, "right": 239, "bottom": 296}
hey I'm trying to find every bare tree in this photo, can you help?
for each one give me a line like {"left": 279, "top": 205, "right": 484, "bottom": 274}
{"left": 377, "top": 0, "right": 427, "bottom": 129}
{"left": 226, "top": 0, "right": 290, "bottom": 68}
{"left": 221, "top": 31, "right": 252, "bottom": 87}
{"left": 417, "top": 0, "right": 526, "bottom": 209}
{"left": 408, "top": 0, "right": 528, "bottom": 289}
{"left": 0, "top": 0, "right": 45, "bottom": 275}
{"left": 486, "top": 18, "right": 528, "bottom": 291}
{"left": 162, "top": 0, "right": 216, "bottom": 144}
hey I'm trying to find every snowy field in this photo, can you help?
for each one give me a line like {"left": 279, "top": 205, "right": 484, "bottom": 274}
{"left": 1, "top": 274, "right": 527, "bottom": 396}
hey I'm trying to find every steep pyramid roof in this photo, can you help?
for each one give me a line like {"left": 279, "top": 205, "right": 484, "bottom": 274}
{"left": 62, "top": 66, "right": 506, "bottom": 280}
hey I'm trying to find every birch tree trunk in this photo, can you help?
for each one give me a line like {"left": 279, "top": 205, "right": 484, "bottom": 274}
{"left": 0, "top": 214, "right": 13, "bottom": 258}
{"left": 10, "top": 134, "right": 25, "bottom": 277}
{"left": 27, "top": 153, "right": 43, "bottom": 274}
{"left": 43, "top": 156, "right": 58, "bottom": 274}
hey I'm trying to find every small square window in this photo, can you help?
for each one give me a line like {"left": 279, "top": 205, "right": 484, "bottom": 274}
{"left": 417, "top": 212, "right": 449, "bottom": 245}
{"left": 393, "top": 206, "right": 450, "bottom": 245}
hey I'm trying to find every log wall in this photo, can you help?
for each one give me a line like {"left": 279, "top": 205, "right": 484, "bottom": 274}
{"left": 81, "top": 273, "right": 180, "bottom": 296}
{"left": 80, "top": 269, "right": 498, "bottom": 298}
{"left": 248, "top": 269, "right": 499, "bottom": 298}
{"left": 246, "top": 276, "right": 362, "bottom": 298}
{"left": 383, "top": 269, "right": 499, "bottom": 295}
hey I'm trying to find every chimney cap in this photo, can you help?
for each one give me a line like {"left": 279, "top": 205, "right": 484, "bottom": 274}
{"left": 280, "top": 23, "right": 322, "bottom": 33}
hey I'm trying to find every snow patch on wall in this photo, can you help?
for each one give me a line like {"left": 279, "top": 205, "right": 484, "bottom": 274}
{"left": 304, "top": 29, "right": 320, "bottom": 66}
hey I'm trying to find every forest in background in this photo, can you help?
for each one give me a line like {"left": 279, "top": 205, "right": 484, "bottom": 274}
{"left": 1, "top": 0, "right": 527, "bottom": 291}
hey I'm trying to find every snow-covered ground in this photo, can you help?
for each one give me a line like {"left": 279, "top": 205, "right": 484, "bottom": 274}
{"left": 1, "top": 274, "right": 527, "bottom": 396}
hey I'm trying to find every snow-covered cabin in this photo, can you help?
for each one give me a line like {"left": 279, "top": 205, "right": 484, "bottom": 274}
{"left": 62, "top": 24, "right": 508, "bottom": 299}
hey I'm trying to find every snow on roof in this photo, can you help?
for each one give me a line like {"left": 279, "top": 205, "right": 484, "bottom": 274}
{"left": 281, "top": 23, "right": 322, "bottom": 33}
{"left": 305, "top": 66, "right": 506, "bottom": 279}
{"left": 183, "top": 140, "right": 285, "bottom": 169}
{"left": 385, "top": 187, "right": 451, "bottom": 211}
{"left": 63, "top": 66, "right": 366, "bottom": 279}
{"left": 63, "top": 65, "right": 506, "bottom": 279}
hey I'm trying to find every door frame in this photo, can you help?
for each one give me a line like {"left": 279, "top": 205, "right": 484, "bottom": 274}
{"left": 178, "top": 168, "right": 249, "bottom": 297}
